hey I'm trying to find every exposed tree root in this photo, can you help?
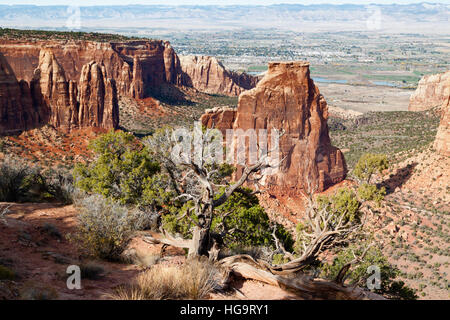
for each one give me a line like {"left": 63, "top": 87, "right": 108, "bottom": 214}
{"left": 220, "top": 255, "right": 385, "bottom": 300}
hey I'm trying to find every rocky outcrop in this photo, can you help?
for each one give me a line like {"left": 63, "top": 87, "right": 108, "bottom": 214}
{"left": 0, "top": 38, "right": 257, "bottom": 98}
{"left": 433, "top": 97, "right": 449, "bottom": 156}
{"left": 201, "top": 61, "right": 347, "bottom": 194}
{"left": 78, "top": 61, "right": 119, "bottom": 129}
{"left": 179, "top": 55, "right": 258, "bottom": 96}
{"left": 409, "top": 71, "right": 450, "bottom": 111}
{"left": 200, "top": 106, "right": 237, "bottom": 136}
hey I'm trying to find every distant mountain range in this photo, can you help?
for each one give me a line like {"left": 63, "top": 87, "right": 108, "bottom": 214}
{"left": 0, "top": 3, "right": 449, "bottom": 33}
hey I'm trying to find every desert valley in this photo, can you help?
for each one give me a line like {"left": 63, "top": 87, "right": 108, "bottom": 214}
{"left": 0, "top": 2, "right": 449, "bottom": 304}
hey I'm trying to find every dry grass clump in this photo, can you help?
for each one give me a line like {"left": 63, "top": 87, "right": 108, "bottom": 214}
{"left": 109, "top": 259, "right": 219, "bottom": 300}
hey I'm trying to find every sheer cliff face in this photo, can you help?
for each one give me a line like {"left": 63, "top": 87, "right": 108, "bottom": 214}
{"left": 34, "top": 50, "right": 77, "bottom": 130}
{"left": 179, "top": 55, "right": 258, "bottom": 97}
{"left": 201, "top": 61, "right": 347, "bottom": 194}
{"left": 434, "top": 98, "right": 450, "bottom": 157}
{"left": 78, "top": 61, "right": 119, "bottom": 129}
{"left": 0, "top": 39, "right": 180, "bottom": 100}
{"left": 0, "top": 48, "right": 119, "bottom": 134}
{"left": 409, "top": 71, "right": 450, "bottom": 112}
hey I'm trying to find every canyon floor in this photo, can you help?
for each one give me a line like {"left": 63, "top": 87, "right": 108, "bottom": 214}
{"left": 319, "top": 82, "right": 412, "bottom": 113}
{"left": 0, "top": 202, "right": 300, "bottom": 300}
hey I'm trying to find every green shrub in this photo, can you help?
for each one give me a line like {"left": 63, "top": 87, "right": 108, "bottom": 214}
{"left": 161, "top": 188, "right": 294, "bottom": 251}
{"left": 353, "top": 153, "right": 389, "bottom": 183}
{"left": 358, "top": 183, "right": 386, "bottom": 206}
{"left": 0, "top": 155, "right": 33, "bottom": 202}
{"left": 321, "top": 244, "right": 417, "bottom": 300}
{"left": 316, "top": 188, "right": 361, "bottom": 223}
{"left": 74, "top": 130, "right": 160, "bottom": 205}
{"left": 0, "top": 156, "right": 74, "bottom": 203}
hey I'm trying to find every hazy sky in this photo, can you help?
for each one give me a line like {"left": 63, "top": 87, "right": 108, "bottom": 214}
{"left": 0, "top": 0, "right": 448, "bottom": 5}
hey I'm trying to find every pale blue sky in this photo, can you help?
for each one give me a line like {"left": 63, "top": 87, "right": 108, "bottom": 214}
{"left": 0, "top": 0, "right": 448, "bottom": 5}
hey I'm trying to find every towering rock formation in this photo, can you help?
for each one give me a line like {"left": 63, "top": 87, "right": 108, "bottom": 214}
{"left": 179, "top": 55, "right": 258, "bottom": 96}
{"left": 130, "top": 57, "right": 144, "bottom": 99}
{"left": 33, "top": 50, "right": 78, "bottom": 129}
{"left": 201, "top": 61, "right": 347, "bottom": 194}
{"left": 433, "top": 97, "right": 449, "bottom": 156}
{"left": 78, "top": 61, "right": 119, "bottom": 129}
{"left": 409, "top": 71, "right": 450, "bottom": 111}
{"left": 163, "top": 42, "right": 181, "bottom": 84}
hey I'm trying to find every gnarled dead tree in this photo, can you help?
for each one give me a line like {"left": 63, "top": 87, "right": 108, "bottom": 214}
{"left": 143, "top": 126, "right": 382, "bottom": 299}
{"left": 143, "top": 125, "right": 284, "bottom": 259}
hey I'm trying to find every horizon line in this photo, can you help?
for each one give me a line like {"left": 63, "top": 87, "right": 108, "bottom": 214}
{"left": 0, "top": 2, "right": 448, "bottom": 7}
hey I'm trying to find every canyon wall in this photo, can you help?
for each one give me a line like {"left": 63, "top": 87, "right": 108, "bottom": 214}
{"left": 0, "top": 46, "right": 119, "bottom": 134}
{"left": 179, "top": 55, "right": 259, "bottom": 96}
{"left": 409, "top": 70, "right": 450, "bottom": 112}
{"left": 0, "top": 38, "right": 257, "bottom": 134}
{"left": 201, "top": 61, "right": 347, "bottom": 194}
{"left": 0, "top": 39, "right": 180, "bottom": 99}
{"left": 433, "top": 96, "right": 449, "bottom": 157}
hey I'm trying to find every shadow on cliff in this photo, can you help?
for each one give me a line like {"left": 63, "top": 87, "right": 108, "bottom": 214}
{"left": 147, "top": 83, "right": 194, "bottom": 106}
{"left": 0, "top": 52, "right": 50, "bottom": 135}
{"left": 380, "top": 162, "right": 417, "bottom": 195}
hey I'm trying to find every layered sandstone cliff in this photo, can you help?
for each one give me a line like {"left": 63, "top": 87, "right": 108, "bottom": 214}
{"left": 0, "top": 47, "right": 119, "bottom": 134}
{"left": 0, "top": 39, "right": 180, "bottom": 99}
{"left": 78, "top": 61, "right": 119, "bottom": 129}
{"left": 33, "top": 50, "right": 78, "bottom": 130}
{"left": 201, "top": 61, "right": 347, "bottom": 193}
{"left": 0, "top": 38, "right": 258, "bottom": 134}
{"left": 409, "top": 71, "right": 450, "bottom": 111}
{"left": 179, "top": 55, "right": 258, "bottom": 96}
{"left": 0, "top": 39, "right": 256, "bottom": 100}
{"left": 433, "top": 97, "right": 449, "bottom": 156}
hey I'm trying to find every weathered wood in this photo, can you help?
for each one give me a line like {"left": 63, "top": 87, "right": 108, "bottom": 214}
{"left": 222, "top": 260, "right": 385, "bottom": 300}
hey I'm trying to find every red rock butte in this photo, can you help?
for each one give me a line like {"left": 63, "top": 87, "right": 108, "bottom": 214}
{"left": 201, "top": 61, "right": 347, "bottom": 194}
{"left": 434, "top": 96, "right": 450, "bottom": 157}
{"left": 409, "top": 70, "right": 450, "bottom": 112}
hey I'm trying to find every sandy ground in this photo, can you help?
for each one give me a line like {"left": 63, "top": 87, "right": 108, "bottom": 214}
{"left": 0, "top": 202, "right": 299, "bottom": 300}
